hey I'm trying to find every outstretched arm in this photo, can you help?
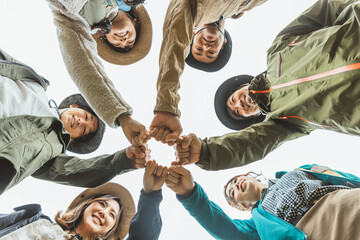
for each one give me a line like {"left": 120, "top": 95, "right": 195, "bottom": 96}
{"left": 127, "top": 160, "right": 167, "bottom": 240}
{"left": 32, "top": 146, "right": 148, "bottom": 187}
{"left": 196, "top": 120, "right": 309, "bottom": 170}
{"left": 165, "top": 165, "right": 258, "bottom": 240}
{"left": 154, "top": 0, "right": 194, "bottom": 117}
{"left": 48, "top": 0, "right": 132, "bottom": 127}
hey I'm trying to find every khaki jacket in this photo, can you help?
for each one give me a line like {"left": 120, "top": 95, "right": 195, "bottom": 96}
{"left": 155, "top": 0, "right": 267, "bottom": 116}
{"left": 46, "top": 0, "right": 131, "bottom": 127}
{"left": 0, "top": 49, "right": 134, "bottom": 194}
{"left": 197, "top": 0, "right": 360, "bottom": 170}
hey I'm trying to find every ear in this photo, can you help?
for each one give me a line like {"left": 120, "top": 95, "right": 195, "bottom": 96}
{"left": 192, "top": 30, "right": 196, "bottom": 37}
{"left": 69, "top": 104, "right": 79, "bottom": 108}
{"left": 221, "top": 38, "right": 227, "bottom": 50}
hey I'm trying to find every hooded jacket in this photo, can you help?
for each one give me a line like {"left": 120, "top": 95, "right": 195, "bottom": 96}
{"left": 178, "top": 164, "right": 360, "bottom": 240}
{"left": 0, "top": 49, "right": 135, "bottom": 195}
{"left": 196, "top": 0, "right": 360, "bottom": 171}
{"left": 155, "top": 0, "right": 267, "bottom": 116}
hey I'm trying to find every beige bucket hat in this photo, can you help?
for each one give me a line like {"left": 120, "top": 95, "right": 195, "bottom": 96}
{"left": 66, "top": 182, "right": 135, "bottom": 240}
{"left": 93, "top": 5, "right": 152, "bottom": 65}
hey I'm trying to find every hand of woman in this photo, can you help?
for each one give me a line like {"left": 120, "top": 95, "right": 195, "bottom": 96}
{"left": 143, "top": 160, "right": 168, "bottom": 193}
{"left": 126, "top": 144, "right": 151, "bottom": 168}
{"left": 165, "top": 162, "right": 195, "bottom": 197}
{"left": 118, "top": 115, "right": 150, "bottom": 146}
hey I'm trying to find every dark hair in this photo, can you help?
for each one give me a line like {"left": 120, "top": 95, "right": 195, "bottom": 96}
{"left": 101, "top": 9, "right": 140, "bottom": 52}
{"left": 55, "top": 195, "right": 122, "bottom": 240}
{"left": 224, "top": 172, "right": 266, "bottom": 211}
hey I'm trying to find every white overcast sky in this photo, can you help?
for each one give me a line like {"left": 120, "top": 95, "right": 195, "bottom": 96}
{"left": 1, "top": 0, "right": 360, "bottom": 239}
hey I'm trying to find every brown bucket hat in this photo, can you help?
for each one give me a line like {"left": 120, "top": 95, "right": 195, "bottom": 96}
{"left": 93, "top": 5, "right": 152, "bottom": 65}
{"left": 66, "top": 182, "right": 135, "bottom": 240}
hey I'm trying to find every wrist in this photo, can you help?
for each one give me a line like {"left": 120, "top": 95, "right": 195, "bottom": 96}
{"left": 118, "top": 114, "right": 131, "bottom": 126}
{"left": 178, "top": 183, "right": 196, "bottom": 198}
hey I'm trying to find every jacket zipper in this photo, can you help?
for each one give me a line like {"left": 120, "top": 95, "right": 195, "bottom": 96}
{"left": 279, "top": 116, "right": 328, "bottom": 127}
{"left": 250, "top": 62, "right": 360, "bottom": 94}
{"left": 250, "top": 62, "right": 360, "bottom": 127}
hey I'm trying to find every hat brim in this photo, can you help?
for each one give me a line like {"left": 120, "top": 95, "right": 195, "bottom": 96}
{"left": 93, "top": 5, "right": 152, "bottom": 65}
{"left": 67, "top": 183, "right": 135, "bottom": 240}
{"left": 214, "top": 75, "right": 266, "bottom": 130}
{"left": 59, "top": 94, "right": 106, "bottom": 154}
{"left": 185, "top": 30, "right": 232, "bottom": 72}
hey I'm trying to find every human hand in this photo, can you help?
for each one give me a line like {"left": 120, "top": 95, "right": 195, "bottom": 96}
{"left": 126, "top": 144, "right": 151, "bottom": 169}
{"left": 175, "top": 133, "right": 201, "bottom": 165}
{"left": 118, "top": 115, "right": 150, "bottom": 146}
{"left": 165, "top": 162, "right": 195, "bottom": 197}
{"left": 149, "top": 112, "right": 183, "bottom": 146}
{"left": 143, "top": 160, "right": 168, "bottom": 193}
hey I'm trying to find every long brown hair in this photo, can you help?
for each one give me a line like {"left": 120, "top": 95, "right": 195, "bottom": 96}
{"left": 55, "top": 195, "right": 122, "bottom": 240}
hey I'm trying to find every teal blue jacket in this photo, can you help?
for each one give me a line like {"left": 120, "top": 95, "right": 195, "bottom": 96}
{"left": 178, "top": 165, "right": 360, "bottom": 240}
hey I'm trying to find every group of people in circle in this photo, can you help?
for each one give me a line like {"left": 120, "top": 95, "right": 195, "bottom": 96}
{"left": 1, "top": 0, "right": 360, "bottom": 239}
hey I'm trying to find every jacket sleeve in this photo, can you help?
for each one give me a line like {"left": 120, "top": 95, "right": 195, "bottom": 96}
{"left": 276, "top": 0, "right": 357, "bottom": 37}
{"left": 127, "top": 189, "right": 163, "bottom": 240}
{"left": 31, "top": 149, "right": 135, "bottom": 187}
{"left": 154, "top": 0, "right": 195, "bottom": 116}
{"left": 177, "top": 183, "right": 258, "bottom": 240}
{"left": 47, "top": 1, "right": 132, "bottom": 127}
{"left": 196, "top": 120, "right": 309, "bottom": 170}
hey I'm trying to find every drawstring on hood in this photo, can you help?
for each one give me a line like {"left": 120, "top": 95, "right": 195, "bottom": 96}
{"left": 48, "top": 99, "right": 61, "bottom": 119}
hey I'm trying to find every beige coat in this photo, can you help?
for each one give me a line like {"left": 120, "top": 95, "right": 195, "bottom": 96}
{"left": 46, "top": 0, "right": 131, "bottom": 127}
{"left": 155, "top": 0, "right": 267, "bottom": 116}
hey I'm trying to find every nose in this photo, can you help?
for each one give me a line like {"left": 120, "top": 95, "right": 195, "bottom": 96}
{"left": 99, "top": 210, "right": 109, "bottom": 220}
{"left": 202, "top": 43, "right": 211, "bottom": 50}
{"left": 234, "top": 100, "right": 243, "bottom": 109}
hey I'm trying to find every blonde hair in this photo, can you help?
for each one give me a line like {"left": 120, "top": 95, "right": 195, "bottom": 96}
{"left": 223, "top": 172, "right": 265, "bottom": 211}
{"left": 55, "top": 195, "right": 122, "bottom": 240}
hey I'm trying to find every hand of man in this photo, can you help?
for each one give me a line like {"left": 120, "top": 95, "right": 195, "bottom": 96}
{"left": 165, "top": 162, "right": 195, "bottom": 197}
{"left": 118, "top": 115, "right": 150, "bottom": 146}
{"left": 126, "top": 144, "right": 151, "bottom": 169}
{"left": 175, "top": 133, "right": 201, "bottom": 165}
{"left": 143, "top": 160, "right": 168, "bottom": 193}
{"left": 149, "top": 111, "right": 183, "bottom": 146}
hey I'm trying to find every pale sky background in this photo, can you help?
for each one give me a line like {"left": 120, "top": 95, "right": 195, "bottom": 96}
{"left": 1, "top": 0, "right": 360, "bottom": 239}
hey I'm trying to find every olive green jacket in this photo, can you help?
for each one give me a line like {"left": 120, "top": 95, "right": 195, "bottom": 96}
{"left": 0, "top": 49, "right": 134, "bottom": 194}
{"left": 155, "top": 0, "right": 267, "bottom": 116}
{"left": 46, "top": 0, "right": 131, "bottom": 127}
{"left": 197, "top": 0, "right": 360, "bottom": 170}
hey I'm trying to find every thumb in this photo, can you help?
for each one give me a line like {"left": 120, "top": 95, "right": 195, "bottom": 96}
{"left": 165, "top": 129, "right": 182, "bottom": 142}
{"left": 133, "top": 147, "right": 145, "bottom": 158}
{"left": 145, "top": 160, "right": 157, "bottom": 175}
{"left": 170, "top": 165, "right": 190, "bottom": 176}
{"left": 181, "top": 135, "right": 193, "bottom": 149}
{"left": 138, "top": 126, "right": 148, "bottom": 144}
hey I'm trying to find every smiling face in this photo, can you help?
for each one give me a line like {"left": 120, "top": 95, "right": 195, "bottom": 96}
{"left": 191, "top": 23, "right": 227, "bottom": 63}
{"left": 105, "top": 11, "right": 136, "bottom": 49}
{"left": 225, "top": 175, "right": 263, "bottom": 210}
{"left": 227, "top": 86, "right": 260, "bottom": 118}
{"left": 59, "top": 104, "right": 98, "bottom": 141}
{"left": 79, "top": 199, "right": 120, "bottom": 238}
